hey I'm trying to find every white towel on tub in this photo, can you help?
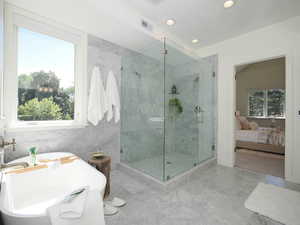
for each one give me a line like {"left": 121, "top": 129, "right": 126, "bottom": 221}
{"left": 47, "top": 189, "right": 105, "bottom": 225}
{"left": 60, "top": 187, "right": 89, "bottom": 219}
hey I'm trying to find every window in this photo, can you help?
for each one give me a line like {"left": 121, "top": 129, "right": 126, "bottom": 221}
{"left": 248, "top": 90, "right": 265, "bottom": 117}
{"left": 248, "top": 89, "right": 285, "bottom": 118}
{"left": 18, "top": 28, "right": 75, "bottom": 121}
{"left": 4, "top": 5, "right": 87, "bottom": 130}
{"left": 267, "top": 89, "right": 285, "bottom": 117}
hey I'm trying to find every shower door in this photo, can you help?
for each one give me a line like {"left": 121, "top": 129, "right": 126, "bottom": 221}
{"left": 197, "top": 58, "right": 216, "bottom": 163}
{"left": 163, "top": 42, "right": 216, "bottom": 181}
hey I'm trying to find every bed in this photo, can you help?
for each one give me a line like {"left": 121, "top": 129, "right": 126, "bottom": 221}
{"left": 236, "top": 126, "right": 285, "bottom": 155}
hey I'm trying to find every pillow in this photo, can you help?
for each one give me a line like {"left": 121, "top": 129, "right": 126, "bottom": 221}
{"left": 240, "top": 121, "right": 251, "bottom": 130}
{"left": 239, "top": 116, "right": 251, "bottom": 130}
{"left": 235, "top": 118, "right": 242, "bottom": 130}
{"left": 249, "top": 121, "right": 258, "bottom": 130}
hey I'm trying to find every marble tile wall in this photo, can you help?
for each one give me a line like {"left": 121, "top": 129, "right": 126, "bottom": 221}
{"left": 165, "top": 56, "right": 217, "bottom": 161}
{"left": 120, "top": 51, "right": 165, "bottom": 163}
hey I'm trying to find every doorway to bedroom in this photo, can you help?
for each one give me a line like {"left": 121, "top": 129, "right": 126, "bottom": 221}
{"left": 234, "top": 57, "right": 285, "bottom": 178}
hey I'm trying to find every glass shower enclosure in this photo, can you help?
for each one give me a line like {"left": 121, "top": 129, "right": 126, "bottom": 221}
{"left": 121, "top": 38, "right": 216, "bottom": 182}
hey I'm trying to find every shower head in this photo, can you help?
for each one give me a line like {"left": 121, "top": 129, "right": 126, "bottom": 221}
{"left": 194, "top": 77, "right": 200, "bottom": 82}
{"left": 135, "top": 71, "right": 142, "bottom": 78}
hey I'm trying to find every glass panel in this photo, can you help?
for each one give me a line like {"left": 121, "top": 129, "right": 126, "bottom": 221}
{"left": 163, "top": 40, "right": 216, "bottom": 180}
{"left": 120, "top": 38, "right": 165, "bottom": 181}
{"left": 248, "top": 89, "right": 265, "bottom": 117}
{"left": 198, "top": 57, "right": 216, "bottom": 163}
{"left": 17, "top": 28, "right": 75, "bottom": 121}
{"left": 164, "top": 47, "right": 199, "bottom": 180}
{"left": 267, "top": 89, "right": 285, "bottom": 117}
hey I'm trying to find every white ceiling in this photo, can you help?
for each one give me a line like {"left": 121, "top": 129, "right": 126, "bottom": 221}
{"left": 8, "top": 0, "right": 300, "bottom": 59}
{"left": 125, "top": 0, "right": 300, "bottom": 49}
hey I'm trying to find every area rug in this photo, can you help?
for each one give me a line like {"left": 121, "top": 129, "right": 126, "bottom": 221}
{"left": 245, "top": 183, "right": 300, "bottom": 225}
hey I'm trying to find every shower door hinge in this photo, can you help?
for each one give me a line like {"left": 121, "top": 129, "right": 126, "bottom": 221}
{"left": 162, "top": 49, "right": 168, "bottom": 55}
{"left": 212, "top": 72, "right": 216, "bottom": 78}
{"left": 211, "top": 145, "right": 215, "bottom": 151}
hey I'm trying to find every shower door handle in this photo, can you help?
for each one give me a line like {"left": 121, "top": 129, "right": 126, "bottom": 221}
{"left": 194, "top": 106, "right": 204, "bottom": 123}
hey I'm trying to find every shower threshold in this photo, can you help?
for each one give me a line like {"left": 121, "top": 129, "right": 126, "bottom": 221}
{"left": 130, "top": 152, "right": 196, "bottom": 180}
{"left": 119, "top": 156, "right": 216, "bottom": 189}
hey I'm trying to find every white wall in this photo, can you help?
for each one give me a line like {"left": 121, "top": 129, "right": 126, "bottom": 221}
{"left": 293, "top": 34, "right": 300, "bottom": 183}
{"left": 197, "top": 16, "right": 300, "bottom": 183}
{"left": 0, "top": 0, "right": 3, "bottom": 119}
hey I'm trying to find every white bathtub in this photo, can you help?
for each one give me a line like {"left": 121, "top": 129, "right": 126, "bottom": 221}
{"left": 0, "top": 152, "right": 106, "bottom": 225}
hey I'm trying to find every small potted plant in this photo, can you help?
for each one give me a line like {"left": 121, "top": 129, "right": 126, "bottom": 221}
{"left": 28, "top": 147, "right": 38, "bottom": 166}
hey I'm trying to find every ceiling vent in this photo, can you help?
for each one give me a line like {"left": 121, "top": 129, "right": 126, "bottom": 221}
{"left": 141, "top": 20, "right": 153, "bottom": 32}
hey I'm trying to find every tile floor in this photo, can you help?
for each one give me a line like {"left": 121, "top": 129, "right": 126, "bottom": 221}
{"left": 130, "top": 152, "right": 197, "bottom": 181}
{"left": 235, "top": 149, "right": 285, "bottom": 178}
{"left": 106, "top": 163, "right": 300, "bottom": 225}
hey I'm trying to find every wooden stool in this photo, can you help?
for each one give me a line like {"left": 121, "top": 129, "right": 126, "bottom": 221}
{"left": 88, "top": 156, "right": 111, "bottom": 199}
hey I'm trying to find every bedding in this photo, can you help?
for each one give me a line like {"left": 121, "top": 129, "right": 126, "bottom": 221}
{"left": 236, "top": 127, "right": 285, "bottom": 146}
{"left": 235, "top": 113, "right": 285, "bottom": 154}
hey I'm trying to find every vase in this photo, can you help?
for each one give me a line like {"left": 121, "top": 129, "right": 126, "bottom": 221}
{"left": 30, "top": 153, "right": 37, "bottom": 166}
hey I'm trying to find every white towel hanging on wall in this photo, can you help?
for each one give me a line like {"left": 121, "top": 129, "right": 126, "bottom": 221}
{"left": 106, "top": 71, "right": 120, "bottom": 123}
{"left": 88, "top": 67, "right": 107, "bottom": 126}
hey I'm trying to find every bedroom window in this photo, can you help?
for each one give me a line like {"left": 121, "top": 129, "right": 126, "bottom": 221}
{"left": 248, "top": 89, "right": 285, "bottom": 118}
{"left": 248, "top": 90, "right": 265, "bottom": 117}
{"left": 267, "top": 89, "right": 285, "bottom": 117}
{"left": 4, "top": 5, "right": 87, "bottom": 131}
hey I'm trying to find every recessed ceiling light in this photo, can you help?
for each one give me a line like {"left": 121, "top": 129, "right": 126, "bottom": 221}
{"left": 192, "top": 39, "right": 199, "bottom": 44}
{"left": 224, "top": 0, "right": 235, "bottom": 8}
{"left": 166, "top": 19, "right": 176, "bottom": 26}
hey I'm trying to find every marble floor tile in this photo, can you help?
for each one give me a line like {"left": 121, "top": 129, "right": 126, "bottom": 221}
{"left": 106, "top": 164, "right": 300, "bottom": 225}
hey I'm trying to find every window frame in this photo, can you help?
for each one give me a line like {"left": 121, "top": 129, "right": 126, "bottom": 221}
{"left": 247, "top": 88, "right": 285, "bottom": 119}
{"left": 3, "top": 4, "right": 88, "bottom": 131}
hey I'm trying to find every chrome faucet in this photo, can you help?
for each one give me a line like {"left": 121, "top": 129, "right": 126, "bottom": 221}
{"left": 0, "top": 136, "right": 29, "bottom": 170}
{"left": 0, "top": 137, "right": 16, "bottom": 151}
